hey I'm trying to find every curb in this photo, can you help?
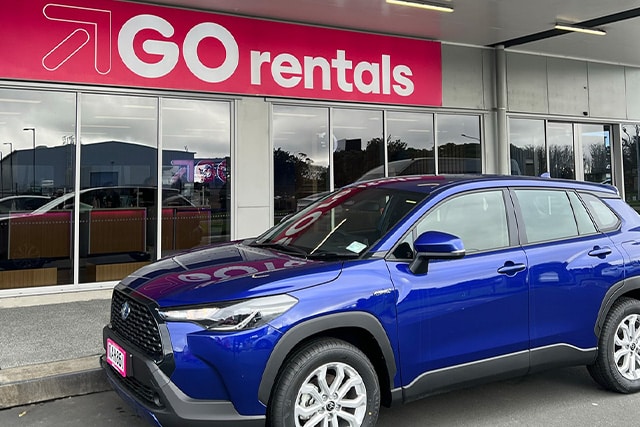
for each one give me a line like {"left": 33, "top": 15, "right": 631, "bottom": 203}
{"left": 0, "top": 355, "right": 110, "bottom": 409}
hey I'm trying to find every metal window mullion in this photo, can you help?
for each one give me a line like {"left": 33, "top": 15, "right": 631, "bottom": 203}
{"left": 433, "top": 114, "right": 439, "bottom": 175}
{"left": 383, "top": 110, "right": 388, "bottom": 177}
{"left": 328, "top": 107, "right": 334, "bottom": 192}
{"left": 230, "top": 100, "right": 237, "bottom": 240}
{"left": 544, "top": 119, "right": 550, "bottom": 175}
{"left": 73, "top": 92, "right": 82, "bottom": 285}
{"left": 156, "top": 97, "right": 162, "bottom": 260}
{"left": 574, "top": 123, "right": 584, "bottom": 180}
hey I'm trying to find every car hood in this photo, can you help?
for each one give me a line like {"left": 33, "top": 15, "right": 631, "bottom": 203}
{"left": 121, "top": 242, "right": 342, "bottom": 307}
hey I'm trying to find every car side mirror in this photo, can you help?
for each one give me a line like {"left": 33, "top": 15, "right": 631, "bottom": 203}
{"left": 409, "top": 231, "right": 465, "bottom": 275}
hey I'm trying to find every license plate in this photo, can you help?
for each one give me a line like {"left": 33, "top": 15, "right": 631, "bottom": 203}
{"left": 106, "top": 338, "right": 127, "bottom": 377}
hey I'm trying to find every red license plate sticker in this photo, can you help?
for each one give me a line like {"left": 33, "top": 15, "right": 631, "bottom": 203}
{"left": 106, "top": 338, "right": 127, "bottom": 377}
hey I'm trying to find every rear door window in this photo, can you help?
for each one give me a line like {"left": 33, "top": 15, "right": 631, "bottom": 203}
{"left": 513, "top": 189, "right": 579, "bottom": 244}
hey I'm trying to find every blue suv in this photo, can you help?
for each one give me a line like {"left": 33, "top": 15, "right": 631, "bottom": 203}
{"left": 102, "top": 175, "right": 640, "bottom": 427}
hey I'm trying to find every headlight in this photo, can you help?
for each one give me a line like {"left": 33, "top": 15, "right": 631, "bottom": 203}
{"left": 157, "top": 294, "right": 298, "bottom": 331}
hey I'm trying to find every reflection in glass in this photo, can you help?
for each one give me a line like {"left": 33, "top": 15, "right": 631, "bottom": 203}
{"left": 272, "top": 105, "right": 329, "bottom": 222}
{"left": 622, "top": 124, "right": 640, "bottom": 206}
{"left": 0, "top": 88, "right": 76, "bottom": 288}
{"left": 509, "top": 118, "right": 546, "bottom": 176}
{"left": 383, "top": 111, "right": 435, "bottom": 178}
{"left": 437, "top": 115, "right": 481, "bottom": 173}
{"left": 548, "top": 122, "right": 575, "bottom": 179}
{"left": 79, "top": 94, "right": 158, "bottom": 283}
{"left": 333, "top": 108, "right": 383, "bottom": 188}
{"left": 579, "top": 124, "right": 611, "bottom": 184}
{"left": 162, "top": 98, "right": 231, "bottom": 256}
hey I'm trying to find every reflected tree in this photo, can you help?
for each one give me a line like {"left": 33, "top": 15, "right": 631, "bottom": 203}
{"left": 584, "top": 143, "right": 610, "bottom": 182}
{"left": 509, "top": 144, "right": 547, "bottom": 176}
{"left": 273, "top": 147, "right": 328, "bottom": 214}
{"left": 549, "top": 145, "right": 574, "bottom": 179}
{"left": 622, "top": 125, "right": 640, "bottom": 203}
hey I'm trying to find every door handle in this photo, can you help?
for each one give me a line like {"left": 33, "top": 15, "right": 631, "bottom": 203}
{"left": 497, "top": 262, "right": 526, "bottom": 275}
{"left": 588, "top": 246, "right": 612, "bottom": 258}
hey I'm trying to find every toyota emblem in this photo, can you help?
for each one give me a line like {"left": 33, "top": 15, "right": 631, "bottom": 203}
{"left": 120, "top": 301, "right": 131, "bottom": 321}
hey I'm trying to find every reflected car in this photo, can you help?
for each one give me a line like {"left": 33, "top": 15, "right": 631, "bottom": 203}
{"left": 0, "top": 186, "right": 204, "bottom": 268}
{"left": 102, "top": 175, "right": 640, "bottom": 427}
{"left": 0, "top": 195, "right": 50, "bottom": 214}
{"left": 295, "top": 158, "right": 435, "bottom": 211}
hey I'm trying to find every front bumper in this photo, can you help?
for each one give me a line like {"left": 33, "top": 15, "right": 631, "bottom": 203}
{"left": 101, "top": 326, "right": 264, "bottom": 427}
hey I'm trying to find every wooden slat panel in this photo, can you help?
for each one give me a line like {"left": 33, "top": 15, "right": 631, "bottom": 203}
{"left": 89, "top": 209, "right": 146, "bottom": 255}
{"left": 9, "top": 212, "right": 71, "bottom": 259}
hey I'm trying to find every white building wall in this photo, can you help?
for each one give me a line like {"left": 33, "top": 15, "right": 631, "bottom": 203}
{"left": 234, "top": 97, "right": 272, "bottom": 239}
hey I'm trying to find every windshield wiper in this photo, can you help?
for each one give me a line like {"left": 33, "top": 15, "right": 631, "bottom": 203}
{"left": 306, "top": 251, "right": 361, "bottom": 260}
{"left": 249, "top": 242, "right": 309, "bottom": 257}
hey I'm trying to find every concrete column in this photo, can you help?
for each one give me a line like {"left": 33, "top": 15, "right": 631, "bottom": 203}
{"left": 495, "top": 45, "right": 510, "bottom": 175}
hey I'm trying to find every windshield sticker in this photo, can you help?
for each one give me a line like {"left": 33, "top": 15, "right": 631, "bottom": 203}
{"left": 346, "top": 241, "right": 367, "bottom": 254}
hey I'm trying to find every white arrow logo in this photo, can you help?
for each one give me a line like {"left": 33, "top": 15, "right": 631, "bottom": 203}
{"left": 42, "top": 3, "right": 112, "bottom": 74}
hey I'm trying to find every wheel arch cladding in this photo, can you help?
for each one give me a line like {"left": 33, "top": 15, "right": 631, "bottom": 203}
{"left": 258, "top": 312, "right": 396, "bottom": 406}
{"left": 596, "top": 276, "right": 640, "bottom": 336}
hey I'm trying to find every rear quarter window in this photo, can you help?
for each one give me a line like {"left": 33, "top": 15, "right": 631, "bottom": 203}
{"left": 579, "top": 192, "right": 620, "bottom": 231}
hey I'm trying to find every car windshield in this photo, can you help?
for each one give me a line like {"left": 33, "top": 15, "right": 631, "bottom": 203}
{"left": 254, "top": 185, "right": 428, "bottom": 258}
{"left": 32, "top": 192, "right": 75, "bottom": 214}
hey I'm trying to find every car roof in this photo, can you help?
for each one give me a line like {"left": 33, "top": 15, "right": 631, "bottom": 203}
{"left": 0, "top": 195, "right": 49, "bottom": 202}
{"left": 349, "top": 174, "right": 620, "bottom": 196}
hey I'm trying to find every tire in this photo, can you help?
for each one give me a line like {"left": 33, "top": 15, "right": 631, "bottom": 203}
{"left": 268, "top": 337, "right": 380, "bottom": 427}
{"left": 588, "top": 297, "right": 640, "bottom": 393}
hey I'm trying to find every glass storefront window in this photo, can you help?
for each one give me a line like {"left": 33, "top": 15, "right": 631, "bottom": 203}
{"left": 0, "top": 86, "right": 235, "bottom": 290}
{"left": 0, "top": 88, "right": 76, "bottom": 289}
{"left": 272, "top": 105, "right": 329, "bottom": 222}
{"left": 272, "top": 107, "right": 482, "bottom": 224}
{"left": 79, "top": 94, "right": 158, "bottom": 283}
{"left": 437, "top": 114, "right": 481, "bottom": 173}
{"left": 579, "top": 123, "right": 611, "bottom": 185}
{"left": 161, "top": 98, "right": 231, "bottom": 256}
{"left": 622, "top": 124, "right": 640, "bottom": 206}
{"left": 332, "top": 108, "right": 384, "bottom": 188}
{"left": 548, "top": 122, "right": 575, "bottom": 179}
{"left": 383, "top": 111, "right": 435, "bottom": 178}
{"left": 509, "top": 118, "right": 547, "bottom": 176}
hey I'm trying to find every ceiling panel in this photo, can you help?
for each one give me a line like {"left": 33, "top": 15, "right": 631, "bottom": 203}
{"left": 140, "top": 0, "right": 640, "bottom": 66}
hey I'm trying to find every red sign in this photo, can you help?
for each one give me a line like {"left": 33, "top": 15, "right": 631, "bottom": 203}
{"left": 0, "top": 0, "right": 442, "bottom": 106}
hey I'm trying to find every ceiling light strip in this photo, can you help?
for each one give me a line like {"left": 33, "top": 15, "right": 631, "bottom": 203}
{"left": 554, "top": 24, "right": 606, "bottom": 36}
{"left": 385, "top": 0, "right": 454, "bottom": 13}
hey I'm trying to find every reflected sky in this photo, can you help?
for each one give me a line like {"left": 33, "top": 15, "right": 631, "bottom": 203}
{"left": 273, "top": 105, "right": 329, "bottom": 167}
{"left": 0, "top": 88, "right": 231, "bottom": 158}
{"left": 0, "top": 88, "right": 75, "bottom": 151}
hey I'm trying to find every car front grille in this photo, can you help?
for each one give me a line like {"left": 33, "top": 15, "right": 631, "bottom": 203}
{"left": 110, "top": 290, "right": 163, "bottom": 359}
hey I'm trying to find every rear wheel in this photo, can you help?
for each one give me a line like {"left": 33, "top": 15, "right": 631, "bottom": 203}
{"left": 588, "top": 297, "right": 640, "bottom": 393}
{"left": 268, "top": 338, "right": 380, "bottom": 427}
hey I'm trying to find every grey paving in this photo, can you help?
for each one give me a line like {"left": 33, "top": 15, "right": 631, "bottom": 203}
{"left": 0, "top": 299, "right": 110, "bottom": 369}
{"left": 0, "top": 294, "right": 113, "bottom": 409}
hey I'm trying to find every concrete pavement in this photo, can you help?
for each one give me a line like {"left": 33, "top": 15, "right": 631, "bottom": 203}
{"left": 0, "top": 289, "right": 113, "bottom": 409}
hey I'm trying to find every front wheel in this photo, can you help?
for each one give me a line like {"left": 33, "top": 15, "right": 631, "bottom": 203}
{"left": 588, "top": 297, "right": 640, "bottom": 393}
{"left": 268, "top": 338, "right": 380, "bottom": 427}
